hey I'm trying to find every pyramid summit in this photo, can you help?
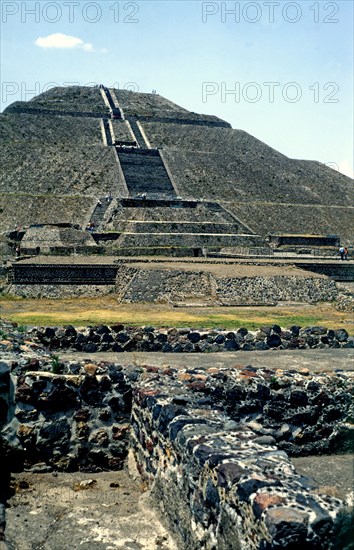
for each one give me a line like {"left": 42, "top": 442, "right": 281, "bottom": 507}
{"left": 0, "top": 85, "right": 352, "bottom": 249}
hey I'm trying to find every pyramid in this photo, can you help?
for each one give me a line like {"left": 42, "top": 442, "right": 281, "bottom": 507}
{"left": 1, "top": 86, "right": 352, "bottom": 255}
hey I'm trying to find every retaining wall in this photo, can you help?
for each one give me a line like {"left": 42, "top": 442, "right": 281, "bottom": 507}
{"left": 8, "top": 324, "right": 354, "bottom": 354}
{"left": 10, "top": 264, "right": 118, "bottom": 285}
{"left": 297, "top": 262, "right": 354, "bottom": 282}
{"left": 8, "top": 262, "right": 339, "bottom": 303}
{"left": 114, "top": 266, "right": 337, "bottom": 305}
{"left": 1, "top": 361, "right": 135, "bottom": 472}
{"left": 268, "top": 236, "right": 340, "bottom": 248}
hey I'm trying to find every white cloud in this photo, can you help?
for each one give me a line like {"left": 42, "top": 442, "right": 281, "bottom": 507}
{"left": 82, "top": 42, "right": 94, "bottom": 52}
{"left": 35, "top": 33, "right": 103, "bottom": 53}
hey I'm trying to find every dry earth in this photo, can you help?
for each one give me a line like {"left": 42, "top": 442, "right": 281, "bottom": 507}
{"left": 5, "top": 453, "right": 177, "bottom": 550}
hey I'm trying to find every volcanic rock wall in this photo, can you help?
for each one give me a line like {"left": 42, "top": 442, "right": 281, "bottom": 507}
{"left": 9, "top": 261, "right": 338, "bottom": 304}
{"left": 115, "top": 266, "right": 338, "bottom": 305}
{"left": 1, "top": 358, "right": 136, "bottom": 472}
{"left": 0, "top": 321, "right": 353, "bottom": 549}
{"left": 3, "top": 324, "right": 353, "bottom": 354}
{"left": 132, "top": 365, "right": 353, "bottom": 549}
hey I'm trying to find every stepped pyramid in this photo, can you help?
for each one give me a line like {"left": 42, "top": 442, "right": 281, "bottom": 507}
{"left": 1, "top": 86, "right": 353, "bottom": 256}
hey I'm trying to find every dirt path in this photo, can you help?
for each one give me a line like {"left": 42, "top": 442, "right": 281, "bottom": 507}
{"left": 61, "top": 348, "right": 354, "bottom": 373}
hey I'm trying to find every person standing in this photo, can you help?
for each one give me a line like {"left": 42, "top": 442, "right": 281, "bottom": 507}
{"left": 344, "top": 246, "right": 349, "bottom": 260}
{"left": 339, "top": 246, "right": 345, "bottom": 260}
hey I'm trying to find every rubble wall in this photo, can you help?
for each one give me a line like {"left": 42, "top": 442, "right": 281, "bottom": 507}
{"left": 131, "top": 363, "right": 353, "bottom": 549}
{"left": 0, "top": 321, "right": 353, "bottom": 549}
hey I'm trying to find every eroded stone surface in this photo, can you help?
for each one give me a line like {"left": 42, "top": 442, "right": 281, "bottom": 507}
{"left": 5, "top": 468, "right": 177, "bottom": 550}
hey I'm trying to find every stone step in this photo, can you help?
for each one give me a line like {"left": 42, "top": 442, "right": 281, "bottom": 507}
{"left": 101, "top": 86, "right": 123, "bottom": 119}
{"left": 127, "top": 117, "right": 148, "bottom": 148}
{"left": 117, "top": 149, "right": 160, "bottom": 159}
{"left": 114, "top": 221, "right": 241, "bottom": 234}
{"left": 110, "top": 204, "right": 243, "bottom": 228}
{"left": 116, "top": 232, "right": 265, "bottom": 249}
{"left": 90, "top": 197, "right": 112, "bottom": 230}
{"left": 117, "top": 149, "right": 176, "bottom": 197}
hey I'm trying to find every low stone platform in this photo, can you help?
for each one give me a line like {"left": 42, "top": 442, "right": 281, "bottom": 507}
{"left": 8, "top": 255, "right": 349, "bottom": 303}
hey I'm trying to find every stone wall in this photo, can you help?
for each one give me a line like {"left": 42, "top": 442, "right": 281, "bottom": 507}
{"left": 131, "top": 364, "right": 353, "bottom": 549}
{"left": 297, "top": 263, "right": 354, "bottom": 282}
{"left": 10, "top": 264, "right": 119, "bottom": 285}
{"left": 109, "top": 200, "right": 239, "bottom": 226}
{"left": 113, "top": 221, "right": 242, "bottom": 235}
{"left": 115, "top": 233, "right": 263, "bottom": 249}
{"left": 1, "top": 357, "right": 137, "bottom": 472}
{"left": 0, "top": 321, "right": 353, "bottom": 549}
{"left": 20, "top": 225, "right": 97, "bottom": 254}
{"left": 7, "top": 284, "right": 116, "bottom": 299}
{"left": 8, "top": 262, "right": 339, "bottom": 303}
{"left": 122, "top": 269, "right": 215, "bottom": 303}
{"left": 116, "top": 267, "right": 337, "bottom": 305}
{"left": 216, "top": 276, "right": 337, "bottom": 305}
{"left": 9, "top": 324, "right": 353, "bottom": 354}
{"left": 111, "top": 246, "right": 201, "bottom": 257}
{"left": 268, "top": 235, "right": 340, "bottom": 248}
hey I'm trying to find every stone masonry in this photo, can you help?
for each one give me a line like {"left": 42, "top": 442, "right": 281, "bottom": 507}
{"left": 0, "top": 320, "right": 353, "bottom": 549}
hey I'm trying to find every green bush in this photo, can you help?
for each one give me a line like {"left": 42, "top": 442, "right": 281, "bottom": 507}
{"left": 51, "top": 354, "right": 63, "bottom": 374}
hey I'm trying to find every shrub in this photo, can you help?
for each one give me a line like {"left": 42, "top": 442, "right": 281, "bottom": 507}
{"left": 51, "top": 354, "right": 63, "bottom": 374}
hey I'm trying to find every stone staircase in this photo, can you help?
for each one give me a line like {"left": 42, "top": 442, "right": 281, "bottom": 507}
{"left": 100, "top": 86, "right": 123, "bottom": 120}
{"left": 90, "top": 198, "right": 112, "bottom": 230}
{"left": 95, "top": 87, "right": 266, "bottom": 255}
{"left": 101, "top": 118, "right": 113, "bottom": 146}
{"left": 116, "top": 148, "right": 177, "bottom": 198}
{"left": 126, "top": 117, "right": 148, "bottom": 148}
{"left": 113, "top": 199, "right": 251, "bottom": 228}
{"left": 104, "top": 198, "right": 267, "bottom": 254}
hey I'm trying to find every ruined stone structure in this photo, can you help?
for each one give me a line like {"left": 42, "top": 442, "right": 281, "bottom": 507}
{"left": 9, "top": 255, "right": 351, "bottom": 304}
{"left": 1, "top": 85, "right": 353, "bottom": 298}
{"left": 1, "top": 87, "right": 353, "bottom": 548}
{"left": 0, "top": 322, "right": 353, "bottom": 548}
{"left": 1, "top": 85, "right": 353, "bottom": 252}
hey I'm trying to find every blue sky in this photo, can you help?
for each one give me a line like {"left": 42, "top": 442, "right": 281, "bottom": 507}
{"left": 1, "top": 0, "right": 353, "bottom": 177}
